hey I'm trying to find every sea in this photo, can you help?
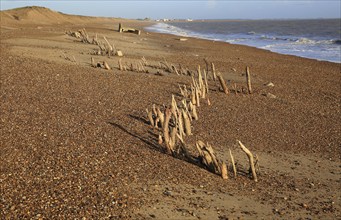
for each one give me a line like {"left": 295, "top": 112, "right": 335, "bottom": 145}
{"left": 145, "top": 19, "right": 341, "bottom": 63}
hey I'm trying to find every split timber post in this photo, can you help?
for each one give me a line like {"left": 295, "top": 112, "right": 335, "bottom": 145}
{"left": 246, "top": 66, "right": 252, "bottom": 94}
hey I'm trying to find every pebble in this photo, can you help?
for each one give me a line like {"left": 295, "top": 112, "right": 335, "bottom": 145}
{"left": 265, "top": 93, "right": 276, "bottom": 99}
{"left": 302, "top": 203, "right": 308, "bottom": 208}
{"left": 163, "top": 190, "right": 172, "bottom": 196}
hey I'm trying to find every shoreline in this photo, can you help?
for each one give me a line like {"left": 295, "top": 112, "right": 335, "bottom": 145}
{"left": 144, "top": 21, "right": 341, "bottom": 64}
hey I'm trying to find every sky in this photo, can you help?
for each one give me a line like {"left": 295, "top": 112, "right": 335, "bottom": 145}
{"left": 0, "top": 1, "right": 340, "bottom": 20}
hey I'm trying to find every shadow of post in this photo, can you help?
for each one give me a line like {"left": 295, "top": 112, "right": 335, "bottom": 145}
{"left": 108, "top": 116, "right": 208, "bottom": 174}
{"left": 107, "top": 121, "right": 165, "bottom": 154}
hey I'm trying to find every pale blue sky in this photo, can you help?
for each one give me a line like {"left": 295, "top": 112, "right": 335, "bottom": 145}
{"left": 1, "top": 1, "right": 340, "bottom": 19}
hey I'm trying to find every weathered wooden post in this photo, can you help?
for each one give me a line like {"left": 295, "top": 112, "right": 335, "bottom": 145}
{"left": 237, "top": 140, "right": 257, "bottom": 182}
{"left": 246, "top": 66, "right": 252, "bottom": 94}
{"left": 211, "top": 62, "right": 217, "bottom": 81}
{"left": 221, "top": 161, "right": 228, "bottom": 180}
{"left": 163, "top": 108, "right": 172, "bottom": 154}
{"left": 217, "top": 72, "right": 229, "bottom": 95}
{"left": 229, "top": 149, "right": 237, "bottom": 178}
{"left": 118, "top": 23, "right": 122, "bottom": 32}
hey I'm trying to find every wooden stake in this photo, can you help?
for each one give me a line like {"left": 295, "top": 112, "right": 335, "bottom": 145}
{"left": 171, "top": 95, "right": 178, "bottom": 114}
{"left": 221, "top": 161, "right": 228, "bottom": 180}
{"left": 196, "top": 141, "right": 220, "bottom": 174}
{"left": 156, "top": 107, "right": 164, "bottom": 128}
{"left": 204, "top": 58, "right": 210, "bottom": 79}
{"left": 118, "top": 59, "right": 123, "bottom": 71}
{"left": 191, "top": 86, "right": 196, "bottom": 105}
{"left": 206, "top": 143, "right": 221, "bottom": 174}
{"left": 246, "top": 66, "right": 252, "bottom": 94}
{"left": 217, "top": 72, "right": 229, "bottom": 95}
{"left": 233, "top": 82, "right": 238, "bottom": 95}
{"left": 207, "top": 96, "right": 211, "bottom": 106}
{"left": 255, "top": 154, "right": 260, "bottom": 174}
{"left": 201, "top": 84, "right": 206, "bottom": 99}
{"left": 91, "top": 57, "right": 95, "bottom": 67}
{"left": 195, "top": 87, "right": 200, "bottom": 107}
{"left": 172, "top": 65, "right": 180, "bottom": 75}
{"left": 182, "top": 109, "right": 192, "bottom": 136}
{"left": 229, "top": 149, "right": 237, "bottom": 178}
{"left": 204, "top": 69, "right": 209, "bottom": 94}
{"left": 141, "top": 56, "right": 148, "bottom": 66}
{"left": 146, "top": 109, "right": 154, "bottom": 127}
{"left": 103, "top": 61, "right": 111, "bottom": 70}
{"left": 158, "top": 133, "right": 163, "bottom": 145}
{"left": 191, "top": 103, "right": 198, "bottom": 120}
{"left": 139, "top": 61, "right": 146, "bottom": 72}
{"left": 237, "top": 140, "right": 257, "bottom": 182}
{"left": 183, "top": 85, "right": 188, "bottom": 98}
{"left": 163, "top": 108, "right": 172, "bottom": 154}
{"left": 177, "top": 109, "right": 185, "bottom": 139}
{"left": 198, "top": 65, "right": 204, "bottom": 90}
{"left": 169, "top": 126, "right": 177, "bottom": 152}
{"left": 211, "top": 62, "right": 217, "bottom": 81}
{"left": 103, "top": 36, "right": 113, "bottom": 52}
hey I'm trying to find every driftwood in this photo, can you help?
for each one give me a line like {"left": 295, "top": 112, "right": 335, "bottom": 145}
{"left": 246, "top": 66, "right": 252, "bottom": 94}
{"left": 118, "top": 23, "right": 141, "bottom": 35}
{"left": 237, "top": 140, "right": 257, "bottom": 182}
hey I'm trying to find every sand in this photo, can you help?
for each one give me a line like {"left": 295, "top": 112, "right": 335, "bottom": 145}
{"left": 1, "top": 6, "right": 340, "bottom": 219}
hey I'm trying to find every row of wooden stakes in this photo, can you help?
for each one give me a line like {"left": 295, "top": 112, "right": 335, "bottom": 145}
{"left": 66, "top": 28, "right": 123, "bottom": 57}
{"left": 146, "top": 66, "right": 259, "bottom": 181}
{"left": 66, "top": 28, "right": 253, "bottom": 96}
